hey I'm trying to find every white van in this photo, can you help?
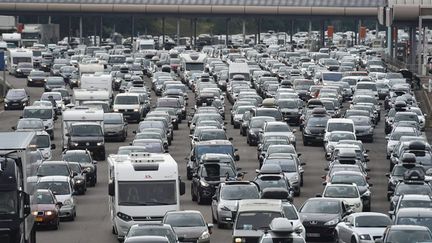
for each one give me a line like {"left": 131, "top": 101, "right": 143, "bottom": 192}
{"left": 324, "top": 118, "right": 355, "bottom": 142}
{"left": 113, "top": 93, "right": 144, "bottom": 122}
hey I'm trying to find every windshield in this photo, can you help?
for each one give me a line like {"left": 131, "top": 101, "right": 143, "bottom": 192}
{"left": 391, "top": 131, "right": 417, "bottom": 140}
{"left": 0, "top": 191, "right": 17, "bottom": 215}
{"left": 46, "top": 79, "right": 64, "bottom": 85}
{"left": 329, "top": 133, "right": 356, "bottom": 142}
{"left": 186, "top": 63, "right": 204, "bottom": 71}
{"left": 17, "top": 120, "right": 43, "bottom": 129}
{"left": 37, "top": 181, "right": 70, "bottom": 195}
{"left": 357, "top": 83, "right": 377, "bottom": 91}
{"left": 283, "top": 205, "right": 299, "bottom": 220}
{"left": 254, "top": 177, "right": 286, "bottom": 190}
{"left": 23, "top": 109, "right": 52, "bottom": 119}
{"left": 328, "top": 123, "right": 353, "bottom": 133}
{"left": 266, "top": 124, "right": 290, "bottom": 132}
{"left": 251, "top": 118, "right": 273, "bottom": 128}
{"left": 127, "top": 226, "right": 177, "bottom": 242}
{"left": 115, "top": 96, "right": 138, "bottom": 105}
{"left": 37, "top": 164, "right": 69, "bottom": 177}
{"left": 164, "top": 213, "right": 205, "bottom": 227}
{"left": 301, "top": 200, "right": 340, "bottom": 214}
{"left": 355, "top": 215, "right": 391, "bottom": 227}
{"left": 104, "top": 115, "right": 123, "bottom": 124}
{"left": 221, "top": 185, "right": 260, "bottom": 200}
{"left": 397, "top": 184, "right": 432, "bottom": 195}
{"left": 35, "top": 135, "right": 50, "bottom": 148}
{"left": 201, "top": 164, "right": 235, "bottom": 179}
{"left": 235, "top": 212, "right": 282, "bottom": 230}
{"left": 278, "top": 100, "right": 298, "bottom": 109}
{"left": 331, "top": 174, "right": 366, "bottom": 186}
{"left": 307, "top": 117, "right": 329, "bottom": 127}
{"left": 196, "top": 145, "right": 233, "bottom": 159}
{"left": 265, "top": 159, "right": 297, "bottom": 172}
{"left": 6, "top": 90, "right": 26, "bottom": 99}
{"left": 400, "top": 200, "right": 432, "bottom": 209}
{"left": 199, "top": 131, "right": 226, "bottom": 141}
{"left": 35, "top": 192, "right": 54, "bottom": 204}
{"left": 324, "top": 186, "right": 358, "bottom": 198}
{"left": 118, "top": 181, "right": 176, "bottom": 206}
{"left": 322, "top": 72, "right": 342, "bottom": 81}
{"left": 70, "top": 124, "right": 102, "bottom": 136}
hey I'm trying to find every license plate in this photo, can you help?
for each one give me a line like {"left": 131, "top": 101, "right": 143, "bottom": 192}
{"left": 307, "top": 233, "right": 320, "bottom": 237}
{"left": 35, "top": 217, "right": 43, "bottom": 222}
{"left": 12, "top": 103, "right": 19, "bottom": 105}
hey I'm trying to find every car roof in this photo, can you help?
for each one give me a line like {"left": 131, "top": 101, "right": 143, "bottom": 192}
{"left": 38, "top": 175, "right": 70, "bottom": 182}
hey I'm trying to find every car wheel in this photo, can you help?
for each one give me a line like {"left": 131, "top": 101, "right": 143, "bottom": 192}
{"left": 300, "top": 175, "right": 304, "bottom": 186}
{"left": 351, "top": 236, "right": 358, "bottom": 243}
{"left": 53, "top": 218, "right": 59, "bottom": 230}
{"left": 303, "top": 139, "right": 308, "bottom": 146}
{"left": 191, "top": 185, "right": 197, "bottom": 201}
{"left": 211, "top": 211, "right": 217, "bottom": 223}
{"left": 112, "top": 226, "right": 117, "bottom": 235}
{"left": 197, "top": 192, "right": 204, "bottom": 205}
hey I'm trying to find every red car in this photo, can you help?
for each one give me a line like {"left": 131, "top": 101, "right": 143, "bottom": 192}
{"left": 32, "top": 189, "right": 62, "bottom": 230}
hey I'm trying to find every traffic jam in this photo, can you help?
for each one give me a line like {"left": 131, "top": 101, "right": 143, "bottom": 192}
{"left": 2, "top": 31, "right": 432, "bottom": 243}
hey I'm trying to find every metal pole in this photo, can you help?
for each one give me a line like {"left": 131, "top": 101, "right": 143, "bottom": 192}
{"left": 375, "top": 21, "right": 379, "bottom": 38}
{"left": 94, "top": 20, "right": 97, "bottom": 46}
{"left": 48, "top": 16, "right": 52, "bottom": 24}
{"left": 290, "top": 20, "right": 293, "bottom": 44}
{"left": 193, "top": 18, "right": 197, "bottom": 50}
{"left": 68, "top": 16, "right": 71, "bottom": 44}
{"left": 419, "top": 17, "right": 423, "bottom": 74}
{"left": 3, "top": 69, "right": 6, "bottom": 98}
{"left": 79, "top": 16, "right": 83, "bottom": 44}
{"left": 226, "top": 18, "right": 230, "bottom": 47}
{"left": 242, "top": 19, "right": 246, "bottom": 45}
{"left": 100, "top": 16, "right": 103, "bottom": 45}
{"left": 162, "top": 18, "right": 166, "bottom": 49}
{"left": 321, "top": 20, "right": 325, "bottom": 48}
{"left": 257, "top": 18, "right": 261, "bottom": 45}
{"left": 190, "top": 19, "right": 193, "bottom": 49}
{"left": 410, "top": 26, "right": 416, "bottom": 72}
{"left": 176, "top": 18, "right": 180, "bottom": 45}
{"left": 131, "top": 16, "right": 135, "bottom": 47}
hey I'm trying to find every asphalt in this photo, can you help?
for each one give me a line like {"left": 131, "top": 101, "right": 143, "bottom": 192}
{"left": 0, "top": 72, "right": 405, "bottom": 243}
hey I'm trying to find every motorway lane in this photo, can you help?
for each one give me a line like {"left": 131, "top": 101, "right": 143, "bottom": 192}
{"left": 2, "top": 72, "right": 392, "bottom": 243}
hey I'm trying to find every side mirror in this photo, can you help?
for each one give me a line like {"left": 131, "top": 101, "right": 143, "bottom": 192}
{"left": 228, "top": 137, "right": 233, "bottom": 141}
{"left": 179, "top": 180, "right": 186, "bottom": 195}
{"left": 11, "top": 126, "right": 16, "bottom": 130}
{"left": 93, "top": 160, "right": 97, "bottom": 164}
{"left": 324, "top": 167, "right": 329, "bottom": 171}
{"left": 315, "top": 193, "right": 322, "bottom": 197}
{"left": 23, "top": 192, "right": 31, "bottom": 217}
{"left": 301, "top": 162, "right": 306, "bottom": 166}
{"left": 72, "top": 172, "right": 78, "bottom": 177}
{"left": 65, "top": 133, "right": 70, "bottom": 137}
{"left": 192, "top": 173, "right": 198, "bottom": 178}
{"left": 322, "top": 182, "right": 327, "bottom": 186}
{"left": 108, "top": 182, "right": 115, "bottom": 196}
{"left": 234, "top": 153, "right": 240, "bottom": 161}
{"left": 51, "top": 144, "right": 56, "bottom": 150}
{"left": 385, "top": 173, "right": 390, "bottom": 178}
{"left": 292, "top": 129, "right": 297, "bottom": 133}
{"left": 55, "top": 201, "right": 63, "bottom": 208}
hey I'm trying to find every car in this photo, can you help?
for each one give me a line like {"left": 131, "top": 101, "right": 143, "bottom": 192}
{"left": 299, "top": 198, "right": 352, "bottom": 241}
{"left": 191, "top": 162, "right": 239, "bottom": 204}
{"left": 36, "top": 160, "right": 75, "bottom": 180}
{"left": 44, "top": 77, "right": 65, "bottom": 92}
{"left": 15, "top": 62, "right": 33, "bottom": 77}
{"left": 162, "top": 210, "right": 212, "bottom": 243}
{"left": 320, "top": 183, "right": 363, "bottom": 212}
{"left": 32, "top": 189, "right": 62, "bottom": 230}
{"left": 375, "top": 225, "right": 432, "bottom": 243}
{"left": 348, "top": 115, "right": 374, "bottom": 142}
{"left": 389, "top": 194, "right": 432, "bottom": 219}
{"left": 34, "top": 131, "right": 56, "bottom": 160}
{"left": 253, "top": 164, "right": 294, "bottom": 202}
{"left": 386, "top": 127, "right": 421, "bottom": 159}
{"left": 211, "top": 181, "right": 260, "bottom": 228}
{"left": 4, "top": 88, "right": 30, "bottom": 110}
{"left": 27, "top": 70, "right": 47, "bottom": 87}
{"left": 51, "top": 88, "right": 71, "bottom": 105}
{"left": 124, "top": 236, "right": 170, "bottom": 243}
{"left": 335, "top": 212, "right": 392, "bottom": 243}
{"left": 301, "top": 109, "right": 330, "bottom": 145}
{"left": 23, "top": 105, "right": 55, "bottom": 139}
{"left": 258, "top": 217, "right": 306, "bottom": 243}
{"left": 246, "top": 116, "right": 276, "bottom": 146}
{"left": 324, "top": 131, "right": 357, "bottom": 157}
{"left": 281, "top": 203, "right": 306, "bottom": 239}
{"left": 260, "top": 121, "right": 297, "bottom": 148}
{"left": 123, "top": 223, "right": 178, "bottom": 243}
{"left": 62, "top": 150, "right": 97, "bottom": 186}
{"left": 104, "top": 113, "right": 128, "bottom": 141}
{"left": 13, "top": 118, "right": 45, "bottom": 132}
{"left": 36, "top": 176, "right": 77, "bottom": 221}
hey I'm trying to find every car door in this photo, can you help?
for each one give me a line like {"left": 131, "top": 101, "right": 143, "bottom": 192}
{"left": 339, "top": 215, "right": 354, "bottom": 243}
{"left": 211, "top": 186, "right": 220, "bottom": 220}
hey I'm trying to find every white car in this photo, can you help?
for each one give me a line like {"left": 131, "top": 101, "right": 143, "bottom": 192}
{"left": 386, "top": 126, "right": 420, "bottom": 158}
{"left": 335, "top": 212, "right": 392, "bottom": 243}
{"left": 282, "top": 202, "right": 306, "bottom": 239}
{"left": 321, "top": 183, "right": 363, "bottom": 212}
{"left": 35, "top": 131, "right": 55, "bottom": 160}
{"left": 324, "top": 131, "right": 357, "bottom": 156}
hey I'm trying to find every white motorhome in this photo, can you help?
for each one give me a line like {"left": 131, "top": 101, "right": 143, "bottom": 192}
{"left": 179, "top": 52, "right": 207, "bottom": 82}
{"left": 136, "top": 39, "right": 155, "bottom": 51}
{"left": 78, "top": 63, "right": 104, "bottom": 77}
{"left": 228, "top": 62, "right": 250, "bottom": 81}
{"left": 80, "top": 73, "right": 113, "bottom": 99}
{"left": 61, "top": 108, "right": 104, "bottom": 149}
{"left": 7, "top": 48, "right": 33, "bottom": 75}
{"left": 73, "top": 89, "right": 110, "bottom": 106}
{"left": 2, "top": 33, "right": 21, "bottom": 48}
{"left": 108, "top": 152, "right": 186, "bottom": 240}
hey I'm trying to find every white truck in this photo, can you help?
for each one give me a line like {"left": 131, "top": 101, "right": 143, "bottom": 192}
{"left": 7, "top": 48, "right": 33, "bottom": 75}
{"left": 80, "top": 73, "right": 113, "bottom": 100}
{"left": 78, "top": 63, "right": 104, "bottom": 77}
{"left": 2, "top": 33, "right": 21, "bottom": 48}
{"left": 73, "top": 88, "right": 110, "bottom": 106}
{"left": 108, "top": 152, "right": 186, "bottom": 241}
{"left": 0, "top": 16, "right": 16, "bottom": 31}
{"left": 61, "top": 108, "right": 104, "bottom": 150}
{"left": 20, "top": 24, "right": 60, "bottom": 47}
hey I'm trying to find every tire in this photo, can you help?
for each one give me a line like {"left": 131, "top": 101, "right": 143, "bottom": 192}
{"left": 212, "top": 211, "right": 217, "bottom": 223}
{"left": 303, "top": 139, "right": 308, "bottom": 146}
{"left": 217, "top": 222, "right": 225, "bottom": 229}
{"left": 294, "top": 189, "right": 300, "bottom": 197}
{"left": 50, "top": 133, "right": 54, "bottom": 140}
{"left": 197, "top": 192, "right": 204, "bottom": 205}
{"left": 53, "top": 219, "right": 59, "bottom": 230}
{"left": 351, "top": 236, "right": 358, "bottom": 243}
{"left": 300, "top": 175, "right": 304, "bottom": 187}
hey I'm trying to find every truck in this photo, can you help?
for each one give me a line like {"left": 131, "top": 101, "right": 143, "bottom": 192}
{"left": 108, "top": 152, "right": 186, "bottom": 241}
{"left": 20, "top": 24, "right": 60, "bottom": 48}
{"left": 73, "top": 88, "right": 110, "bottom": 106}
{"left": 80, "top": 73, "right": 113, "bottom": 100}
{"left": 0, "top": 132, "right": 40, "bottom": 243}
{"left": 228, "top": 62, "right": 250, "bottom": 82}
{"left": 2, "top": 33, "right": 21, "bottom": 48}
{"left": 0, "top": 16, "right": 16, "bottom": 32}
{"left": 78, "top": 63, "right": 104, "bottom": 77}
{"left": 7, "top": 48, "right": 33, "bottom": 75}
{"left": 61, "top": 108, "right": 104, "bottom": 150}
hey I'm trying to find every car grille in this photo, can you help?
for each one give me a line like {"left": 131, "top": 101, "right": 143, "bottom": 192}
{"left": 132, "top": 216, "right": 163, "bottom": 221}
{"left": 119, "top": 109, "right": 135, "bottom": 112}
{"left": 35, "top": 211, "right": 44, "bottom": 216}
{"left": 0, "top": 234, "right": 10, "bottom": 243}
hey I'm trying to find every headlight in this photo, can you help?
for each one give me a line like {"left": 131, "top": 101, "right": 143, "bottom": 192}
{"left": 324, "top": 218, "right": 339, "bottom": 226}
{"left": 133, "top": 108, "right": 139, "bottom": 112}
{"left": 97, "top": 142, "right": 104, "bottom": 146}
{"left": 45, "top": 210, "right": 54, "bottom": 216}
{"left": 354, "top": 202, "right": 361, "bottom": 208}
{"left": 289, "top": 135, "right": 296, "bottom": 141}
{"left": 200, "top": 180, "right": 209, "bottom": 187}
{"left": 327, "top": 145, "right": 334, "bottom": 151}
{"left": 234, "top": 238, "right": 245, "bottom": 243}
{"left": 28, "top": 79, "right": 33, "bottom": 82}
{"left": 294, "top": 225, "right": 304, "bottom": 234}
{"left": 32, "top": 211, "right": 38, "bottom": 216}
{"left": 85, "top": 167, "right": 92, "bottom": 173}
{"left": 76, "top": 179, "right": 84, "bottom": 184}
{"left": 64, "top": 199, "right": 72, "bottom": 205}
{"left": 16, "top": 69, "right": 21, "bottom": 72}
{"left": 359, "top": 234, "right": 371, "bottom": 240}
{"left": 199, "top": 231, "right": 210, "bottom": 240}
{"left": 219, "top": 205, "right": 231, "bottom": 211}
{"left": 71, "top": 142, "right": 79, "bottom": 146}
{"left": 114, "top": 109, "right": 119, "bottom": 112}
{"left": 117, "top": 212, "right": 132, "bottom": 222}
{"left": 362, "top": 190, "right": 371, "bottom": 197}
{"left": 290, "top": 175, "right": 299, "bottom": 182}
{"left": 304, "top": 128, "right": 311, "bottom": 134}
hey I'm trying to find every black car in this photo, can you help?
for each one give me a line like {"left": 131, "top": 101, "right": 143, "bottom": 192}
{"left": 388, "top": 171, "right": 432, "bottom": 210}
{"left": 4, "top": 88, "right": 30, "bottom": 110}
{"left": 68, "top": 162, "right": 87, "bottom": 195}
{"left": 44, "top": 77, "right": 66, "bottom": 92}
{"left": 103, "top": 113, "right": 128, "bottom": 141}
{"left": 191, "top": 163, "right": 238, "bottom": 204}
{"left": 253, "top": 164, "right": 294, "bottom": 202}
{"left": 277, "top": 99, "right": 303, "bottom": 125}
{"left": 27, "top": 70, "right": 47, "bottom": 87}
{"left": 299, "top": 198, "right": 352, "bottom": 241}
{"left": 52, "top": 88, "right": 71, "bottom": 105}
{"left": 247, "top": 116, "right": 276, "bottom": 146}
{"left": 62, "top": 150, "right": 97, "bottom": 186}
{"left": 66, "top": 123, "right": 106, "bottom": 161}
{"left": 349, "top": 115, "right": 374, "bottom": 142}
{"left": 301, "top": 111, "right": 330, "bottom": 146}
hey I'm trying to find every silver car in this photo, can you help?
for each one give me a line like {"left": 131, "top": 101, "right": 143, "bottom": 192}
{"left": 211, "top": 181, "right": 261, "bottom": 228}
{"left": 162, "top": 210, "right": 213, "bottom": 243}
{"left": 335, "top": 212, "right": 392, "bottom": 243}
{"left": 104, "top": 113, "right": 128, "bottom": 141}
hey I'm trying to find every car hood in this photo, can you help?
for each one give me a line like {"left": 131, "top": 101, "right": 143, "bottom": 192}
{"left": 233, "top": 229, "right": 263, "bottom": 238}
{"left": 34, "top": 204, "right": 56, "bottom": 211}
{"left": 219, "top": 199, "right": 240, "bottom": 211}
{"left": 172, "top": 226, "right": 207, "bottom": 238}
{"left": 70, "top": 136, "right": 103, "bottom": 142}
{"left": 300, "top": 213, "right": 339, "bottom": 223}
{"left": 104, "top": 124, "right": 124, "bottom": 131}
{"left": 54, "top": 195, "right": 72, "bottom": 204}
{"left": 355, "top": 126, "right": 371, "bottom": 131}
{"left": 353, "top": 227, "right": 387, "bottom": 237}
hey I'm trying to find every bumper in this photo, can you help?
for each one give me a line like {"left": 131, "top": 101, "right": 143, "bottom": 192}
{"left": 104, "top": 130, "right": 124, "bottom": 138}
{"left": 304, "top": 225, "right": 335, "bottom": 239}
{"left": 198, "top": 186, "right": 216, "bottom": 200}
{"left": 34, "top": 216, "right": 58, "bottom": 226}
{"left": 59, "top": 205, "right": 75, "bottom": 218}
{"left": 69, "top": 144, "right": 105, "bottom": 155}
{"left": 303, "top": 133, "right": 324, "bottom": 142}
{"left": 217, "top": 210, "right": 236, "bottom": 225}
{"left": 4, "top": 102, "right": 26, "bottom": 110}
{"left": 283, "top": 115, "right": 301, "bottom": 124}
{"left": 121, "top": 111, "right": 141, "bottom": 121}
{"left": 247, "top": 134, "right": 259, "bottom": 144}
